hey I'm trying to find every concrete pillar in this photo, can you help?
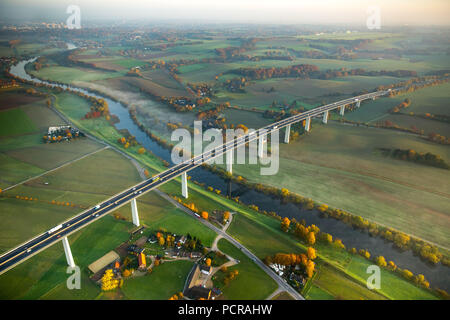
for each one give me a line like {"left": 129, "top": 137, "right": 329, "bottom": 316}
{"left": 305, "top": 117, "right": 311, "bottom": 132}
{"left": 131, "top": 198, "right": 140, "bottom": 227}
{"left": 258, "top": 134, "right": 265, "bottom": 158}
{"left": 62, "top": 236, "right": 75, "bottom": 268}
{"left": 181, "top": 172, "right": 188, "bottom": 199}
{"left": 226, "top": 148, "right": 233, "bottom": 174}
{"left": 340, "top": 105, "right": 345, "bottom": 116}
{"left": 356, "top": 100, "right": 361, "bottom": 108}
{"left": 284, "top": 124, "right": 291, "bottom": 144}
{"left": 322, "top": 111, "right": 328, "bottom": 124}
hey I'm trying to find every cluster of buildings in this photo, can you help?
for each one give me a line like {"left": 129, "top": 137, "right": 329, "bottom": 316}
{"left": 269, "top": 263, "right": 306, "bottom": 289}
{"left": 183, "top": 263, "right": 221, "bottom": 300}
{"left": 44, "top": 125, "right": 84, "bottom": 143}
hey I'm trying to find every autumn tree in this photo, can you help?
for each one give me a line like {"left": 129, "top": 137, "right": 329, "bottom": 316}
{"left": 281, "top": 217, "right": 291, "bottom": 232}
{"left": 307, "top": 247, "right": 317, "bottom": 260}
{"left": 138, "top": 147, "right": 146, "bottom": 154}
{"left": 375, "top": 256, "right": 387, "bottom": 268}
{"left": 307, "top": 231, "right": 316, "bottom": 245}
{"left": 305, "top": 260, "right": 315, "bottom": 278}
{"left": 201, "top": 211, "right": 209, "bottom": 220}
{"left": 101, "top": 269, "right": 119, "bottom": 291}
{"left": 223, "top": 211, "right": 230, "bottom": 223}
{"left": 205, "top": 258, "right": 212, "bottom": 267}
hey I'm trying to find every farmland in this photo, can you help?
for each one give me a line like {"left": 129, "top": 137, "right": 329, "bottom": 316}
{"left": 0, "top": 23, "right": 448, "bottom": 301}
{"left": 228, "top": 122, "right": 450, "bottom": 248}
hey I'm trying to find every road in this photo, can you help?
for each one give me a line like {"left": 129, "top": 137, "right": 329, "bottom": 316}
{"left": 0, "top": 89, "right": 391, "bottom": 275}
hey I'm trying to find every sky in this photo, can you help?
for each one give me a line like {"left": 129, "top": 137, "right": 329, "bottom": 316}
{"left": 0, "top": 0, "right": 449, "bottom": 26}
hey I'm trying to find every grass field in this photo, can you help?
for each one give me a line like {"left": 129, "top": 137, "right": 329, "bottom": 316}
{"left": 0, "top": 215, "right": 132, "bottom": 300}
{"left": 345, "top": 83, "right": 450, "bottom": 125}
{"left": 0, "top": 147, "right": 140, "bottom": 253}
{"left": 215, "top": 76, "right": 403, "bottom": 110}
{"left": 222, "top": 194, "right": 437, "bottom": 300}
{"left": 0, "top": 108, "right": 36, "bottom": 137}
{"left": 271, "top": 291, "right": 295, "bottom": 300}
{"left": 216, "top": 238, "right": 278, "bottom": 300}
{"left": 310, "top": 264, "right": 386, "bottom": 300}
{"left": 121, "top": 260, "right": 193, "bottom": 299}
{"left": 29, "top": 65, "right": 124, "bottom": 84}
{"left": 0, "top": 90, "right": 105, "bottom": 188}
{"left": 228, "top": 122, "right": 450, "bottom": 248}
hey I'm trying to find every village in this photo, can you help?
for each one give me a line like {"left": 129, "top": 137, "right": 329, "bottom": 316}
{"left": 87, "top": 224, "right": 237, "bottom": 300}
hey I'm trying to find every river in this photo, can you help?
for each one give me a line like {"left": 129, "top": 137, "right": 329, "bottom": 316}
{"left": 9, "top": 55, "right": 450, "bottom": 292}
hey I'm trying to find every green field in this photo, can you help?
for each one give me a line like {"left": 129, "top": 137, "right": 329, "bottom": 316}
{"left": 222, "top": 194, "right": 437, "bottom": 300}
{"left": 0, "top": 91, "right": 105, "bottom": 189}
{"left": 0, "top": 215, "right": 132, "bottom": 300}
{"left": 121, "top": 260, "right": 193, "bottom": 300}
{"left": 0, "top": 147, "right": 141, "bottom": 252}
{"left": 29, "top": 65, "right": 124, "bottom": 84}
{"left": 0, "top": 108, "right": 36, "bottom": 137}
{"left": 308, "top": 264, "right": 386, "bottom": 300}
{"left": 216, "top": 238, "right": 278, "bottom": 300}
{"left": 229, "top": 122, "right": 450, "bottom": 248}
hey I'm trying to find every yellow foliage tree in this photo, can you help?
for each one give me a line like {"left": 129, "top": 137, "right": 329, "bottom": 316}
{"left": 201, "top": 211, "right": 209, "bottom": 220}
{"left": 205, "top": 258, "right": 212, "bottom": 267}
{"left": 305, "top": 260, "right": 315, "bottom": 278}
{"left": 101, "top": 269, "right": 119, "bottom": 291}
{"left": 307, "top": 247, "right": 317, "bottom": 260}
{"left": 307, "top": 232, "right": 316, "bottom": 245}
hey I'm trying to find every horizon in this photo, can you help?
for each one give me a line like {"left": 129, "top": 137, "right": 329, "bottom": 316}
{"left": 0, "top": 0, "right": 449, "bottom": 27}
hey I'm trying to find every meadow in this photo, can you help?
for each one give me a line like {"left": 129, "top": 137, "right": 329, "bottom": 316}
{"left": 216, "top": 238, "right": 278, "bottom": 300}
{"left": 228, "top": 122, "right": 450, "bottom": 248}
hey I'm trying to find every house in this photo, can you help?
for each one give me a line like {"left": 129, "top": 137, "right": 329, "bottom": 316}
{"left": 200, "top": 265, "right": 212, "bottom": 275}
{"left": 289, "top": 272, "right": 305, "bottom": 287}
{"left": 148, "top": 235, "right": 157, "bottom": 244}
{"left": 190, "top": 252, "right": 201, "bottom": 259}
{"left": 88, "top": 251, "right": 120, "bottom": 274}
{"left": 127, "top": 244, "right": 144, "bottom": 255}
{"left": 185, "top": 286, "right": 212, "bottom": 300}
{"left": 138, "top": 252, "right": 146, "bottom": 269}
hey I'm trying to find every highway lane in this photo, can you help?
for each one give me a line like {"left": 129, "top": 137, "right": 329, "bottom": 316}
{"left": 0, "top": 89, "right": 392, "bottom": 275}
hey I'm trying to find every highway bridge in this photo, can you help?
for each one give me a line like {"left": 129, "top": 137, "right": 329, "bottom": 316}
{"left": 0, "top": 89, "right": 392, "bottom": 277}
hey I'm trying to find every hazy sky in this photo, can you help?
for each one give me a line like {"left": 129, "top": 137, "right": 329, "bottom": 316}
{"left": 1, "top": 0, "right": 449, "bottom": 26}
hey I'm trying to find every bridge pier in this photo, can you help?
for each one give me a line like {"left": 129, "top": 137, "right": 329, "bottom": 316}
{"left": 356, "top": 100, "right": 361, "bottom": 108}
{"left": 258, "top": 134, "right": 265, "bottom": 158}
{"left": 322, "top": 111, "right": 328, "bottom": 124}
{"left": 305, "top": 117, "right": 311, "bottom": 132}
{"left": 181, "top": 172, "right": 188, "bottom": 198}
{"left": 372, "top": 97, "right": 376, "bottom": 101}
{"left": 131, "top": 198, "right": 140, "bottom": 227}
{"left": 284, "top": 124, "right": 291, "bottom": 144}
{"left": 226, "top": 148, "right": 233, "bottom": 174}
{"left": 340, "top": 105, "right": 345, "bottom": 116}
{"left": 62, "top": 236, "right": 75, "bottom": 268}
